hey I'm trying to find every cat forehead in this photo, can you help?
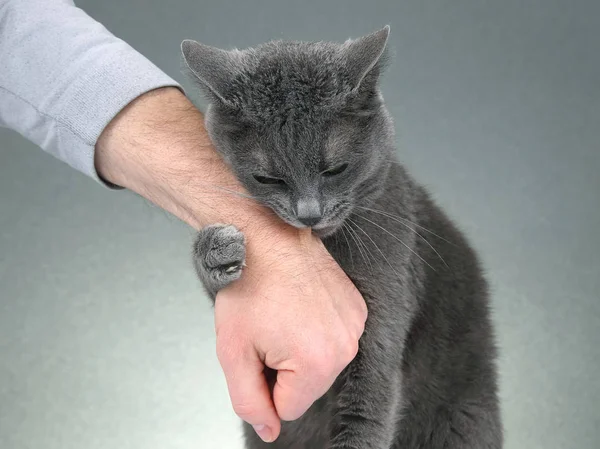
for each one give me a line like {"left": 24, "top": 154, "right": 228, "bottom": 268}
{"left": 248, "top": 119, "right": 352, "bottom": 172}
{"left": 230, "top": 42, "right": 352, "bottom": 119}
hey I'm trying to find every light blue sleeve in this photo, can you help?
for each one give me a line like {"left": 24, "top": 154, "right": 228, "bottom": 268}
{"left": 0, "top": 0, "right": 182, "bottom": 183}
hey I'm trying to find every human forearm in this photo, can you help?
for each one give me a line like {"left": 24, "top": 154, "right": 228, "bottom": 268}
{"left": 95, "top": 87, "right": 367, "bottom": 443}
{"left": 0, "top": 0, "right": 179, "bottom": 180}
{"left": 95, "top": 87, "right": 287, "bottom": 236}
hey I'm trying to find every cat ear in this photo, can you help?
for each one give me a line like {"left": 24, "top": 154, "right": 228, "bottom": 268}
{"left": 181, "top": 40, "right": 242, "bottom": 105}
{"left": 343, "top": 26, "right": 390, "bottom": 91}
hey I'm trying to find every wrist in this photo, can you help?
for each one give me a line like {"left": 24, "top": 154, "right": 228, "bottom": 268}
{"left": 94, "top": 87, "right": 326, "bottom": 272}
{"left": 94, "top": 88, "right": 308, "bottom": 243}
{"left": 95, "top": 87, "right": 245, "bottom": 228}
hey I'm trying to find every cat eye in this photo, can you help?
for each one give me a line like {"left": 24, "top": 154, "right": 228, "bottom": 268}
{"left": 253, "top": 174, "right": 287, "bottom": 186}
{"left": 322, "top": 163, "right": 348, "bottom": 177}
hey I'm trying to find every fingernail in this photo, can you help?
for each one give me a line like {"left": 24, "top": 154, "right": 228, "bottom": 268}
{"left": 253, "top": 424, "right": 273, "bottom": 442}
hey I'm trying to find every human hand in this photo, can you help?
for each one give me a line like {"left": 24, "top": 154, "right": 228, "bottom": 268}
{"left": 95, "top": 87, "right": 367, "bottom": 443}
{"left": 214, "top": 227, "right": 366, "bottom": 443}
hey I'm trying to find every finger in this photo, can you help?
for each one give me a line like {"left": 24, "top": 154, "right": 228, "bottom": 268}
{"left": 219, "top": 349, "right": 282, "bottom": 443}
{"left": 272, "top": 368, "right": 335, "bottom": 421}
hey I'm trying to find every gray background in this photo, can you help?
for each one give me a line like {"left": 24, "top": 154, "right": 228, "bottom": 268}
{"left": 1, "top": 0, "right": 599, "bottom": 448}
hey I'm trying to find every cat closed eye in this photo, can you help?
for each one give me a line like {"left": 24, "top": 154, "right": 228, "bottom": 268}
{"left": 323, "top": 163, "right": 348, "bottom": 177}
{"left": 253, "top": 174, "right": 287, "bottom": 186}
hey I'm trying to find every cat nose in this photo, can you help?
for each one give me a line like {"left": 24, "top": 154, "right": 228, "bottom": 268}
{"left": 299, "top": 215, "right": 321, "bottom": 227}
{"left": 296, "top": 198, "right": 322, "bottom": 227}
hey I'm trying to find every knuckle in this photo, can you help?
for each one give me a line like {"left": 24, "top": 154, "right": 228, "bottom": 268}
{"left": 289, "top": 334, "right": 353, "bottom": 382}
{"left": 286, "top": 340, "right": 305, "bottom": 361}
{"left": 357, "top": 309, "right": 368, "bottom": 329}
{"left": 231, "top": 401, "right": 259, "bottom": 420}
{"left": 343, "top": 338, "right": 360, "bottom": 362}
{"left": 289, "top": 340, "right": 332, "bottom": 380}
{"left": 308, "top": 347, "right": 337, "bottom": 380}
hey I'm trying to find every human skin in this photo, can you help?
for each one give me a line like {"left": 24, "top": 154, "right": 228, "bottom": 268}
{"left": 94, "top": 87, "right": 367, "bottom": 442}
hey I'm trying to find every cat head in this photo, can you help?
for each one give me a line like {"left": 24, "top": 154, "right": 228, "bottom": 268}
{"left": 182, "top": 27, "right": 395, "bottom": 237}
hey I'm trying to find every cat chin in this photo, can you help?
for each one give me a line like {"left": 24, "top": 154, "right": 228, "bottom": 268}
{"left": 312, "top": 224, "right": 340, "bottom": 239}
{"left": 281, "top": 220, "right": 338, "bottom": 238}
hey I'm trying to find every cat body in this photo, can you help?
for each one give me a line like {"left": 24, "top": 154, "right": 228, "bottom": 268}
{"left": 184, "top": 27, "right": 502, "bottom": 448}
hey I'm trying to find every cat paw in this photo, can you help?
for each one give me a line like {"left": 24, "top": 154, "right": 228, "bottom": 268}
{"left": 193, "top": 224, "right": 246, "bottom": 297}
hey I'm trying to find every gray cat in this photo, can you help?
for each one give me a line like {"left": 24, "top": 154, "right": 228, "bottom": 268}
{"left": 183, "top": 26, "right": 502, "bottom": 449}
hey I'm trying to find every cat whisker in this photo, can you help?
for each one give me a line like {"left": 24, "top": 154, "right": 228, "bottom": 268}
{"left": 355, "top": 206, "right": 450, "bottom": 269}
{"left": 353, "top": 213, "right": 436, "bottom": 272}
{"left": 189, "top": 186, "right": 287, "bottom": 224}
{"left": 346, "top": 220, "right": 376, "bottom": 275}
{"left": 347, "top": 217, "right": 403, "bottom": 279}
{"left": 197, "top": 185, "right": 285, "bottom": 219}
{"left": 355, "top": 206, "right": 456, "bottom": 246}
{"left": 188, "top": 186, "right": 267, "bottom": 215}
{"left": 417, "top": 229, "right": 450, "bottom": 270}
{"left": 340, "top": 224, "right": 355, "bottom": 270}
{"left": 198, "top": 184, "right": 258, "bottom": 201}
{"left": 343, "top": 222, "right": 372, "bottom": 274}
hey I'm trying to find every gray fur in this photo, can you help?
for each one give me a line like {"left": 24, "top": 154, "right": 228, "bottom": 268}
{"left": 184, "top": 26, "right": 502, "bottom": 448}
{"left": 193, "top": 224, "right": 245, "bottom": 298}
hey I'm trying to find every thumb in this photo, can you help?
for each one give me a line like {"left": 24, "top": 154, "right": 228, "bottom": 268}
{"left": 272, "top": 368, "right": 333, "bottom": 422}
{"left": 219, "top": 350, "right": 282, "bottom": 443}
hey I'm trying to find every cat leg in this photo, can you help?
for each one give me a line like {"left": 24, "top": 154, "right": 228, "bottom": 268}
{"left": 192, "top": 224, "right": 246, "bottom": 299}
{"left": 328, "top": 330, "right": 402, "bottom": 449}
{"left": 428, "top": 404, "right": 503, "bottom": 449}
{"left": 394, "top": 402, "right": 502, "bottom": 449}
